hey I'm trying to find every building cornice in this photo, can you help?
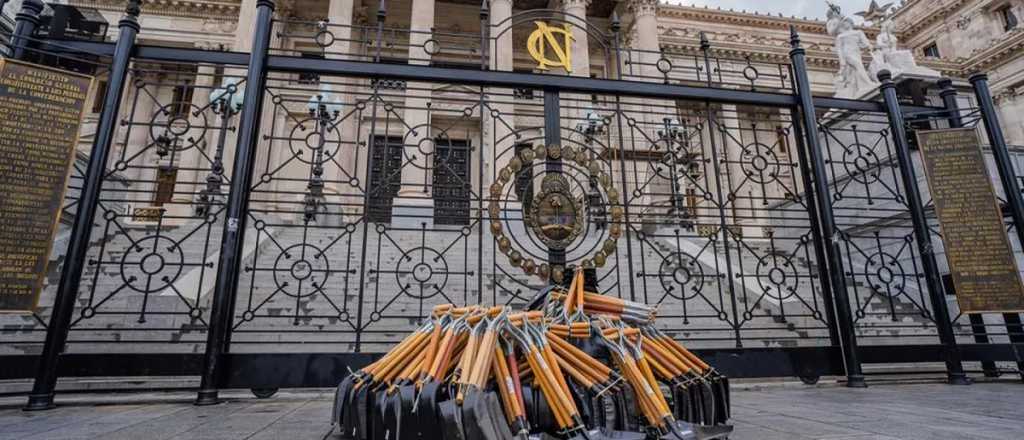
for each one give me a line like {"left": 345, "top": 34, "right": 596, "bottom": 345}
{"left": 957, "top": 29, "right": 1024, "bottom": 74}
{"left": 70, "top": 0, "right": 240, "bottom": 20}
{"left": 657, "top": 4, "right": 830, "bottom": 35}
{"left": 890, "top": 0, "right": 970, "bottom": 38}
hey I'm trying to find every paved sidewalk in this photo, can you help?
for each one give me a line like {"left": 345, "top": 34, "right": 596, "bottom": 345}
{"left": 0, "top": 381, "right": 1021, "bottom": 440}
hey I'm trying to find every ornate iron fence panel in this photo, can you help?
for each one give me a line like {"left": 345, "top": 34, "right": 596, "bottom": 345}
{"left": 45, "top": 60, "right": 244, "bottom": 353}
{"left": 818, "top": 109, "right": 945, "bottom": 345}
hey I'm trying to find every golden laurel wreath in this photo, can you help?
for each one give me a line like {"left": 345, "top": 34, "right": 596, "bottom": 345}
{"left": 488, "top": 144, "right": 624, "bottom": 283}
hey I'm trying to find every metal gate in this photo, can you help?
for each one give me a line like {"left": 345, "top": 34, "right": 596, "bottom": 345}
{"left": 2, "top": 0, "right": 1023, "bottom": 410}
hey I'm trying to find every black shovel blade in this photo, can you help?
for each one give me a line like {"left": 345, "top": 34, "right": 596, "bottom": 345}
{"left": 484, "top": 390, "right": 517, "bottom": 440}
{"left": 659, "top": 420, "right": 697, "bottom": 440}
{"left": 693, "top": 423, "right": 733, "bottom": 440}
{"left": 372, "top": 389, "right": 389, "bottom": 440}
{"left": 333, "top": 376, "right": 353, "bottom": 426}
{"left": 714, "top": 376, "right": 731, "bottom": 423}
{"left": 697, "top": 381, "right": 716, "bottom": 426}
{"left": 335, "top": 377, "right": 358, "bottom": 438}
{"left": 397, "top": 384, "right": 418, "bottom": 440}
{"left": 417, "top": 380, "right": 445, "bottom": 435}
{"left": 583, "top": 428, "right": 647, "bottom": 440}
{"left": 462, "top": 389, "right": 499, "bottom": 440}
{"left": 671, "top": 387, "right": 692, "bottom": 423}
{"left": 381, "top": 391, "right": 402, "bottom": 440}
{"left": 351, "top": 386, "right": 372, "bottom": 440}
{"left": 438, "top": 397, "right": 467, "bottom": 440}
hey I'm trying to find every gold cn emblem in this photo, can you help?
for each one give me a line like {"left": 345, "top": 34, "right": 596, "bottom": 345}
{"left": 527, "top": 21, "right": 574, "bottom": 73}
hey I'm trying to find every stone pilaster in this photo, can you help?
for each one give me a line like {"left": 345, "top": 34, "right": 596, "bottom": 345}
{"left": 561, "top": 0, "right": 591, "bottom": 78}
{"left": 488, "top": 0, "right": 516, "bottom": 185}
{"left": 176, "top": 62, "right": 217, "bottom": 203}
{"left": 395, "top": 0, "right": 437, "bottom": 226}
{"left": 326, "top": 0, "right": 360, "bottom": 220}
{"left": 234, "top": 0, "right": 258, "bottom": 52}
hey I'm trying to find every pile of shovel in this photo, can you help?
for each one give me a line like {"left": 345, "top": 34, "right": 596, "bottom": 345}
{"left": 333, "top": 270, "right": 733, "bottom": 440}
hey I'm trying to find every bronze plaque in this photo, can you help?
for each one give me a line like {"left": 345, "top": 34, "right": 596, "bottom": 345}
{"left": 0, "top": 58, "right": 92, "bottom": 312}
{"left": 917, "top": 128, "right": 1024, "bottom": 313}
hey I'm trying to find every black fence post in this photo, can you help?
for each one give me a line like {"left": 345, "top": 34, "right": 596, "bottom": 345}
{"left": 878, "top": 71, "right": 969, "bottom": 385}
{"left": 10, "top": 0, "right": 44, "bottom": 59}
{"left": 970, "top": 73, "right": 1024, "bottom": 381}
{"left": 788, "top": 28, "right": 865, "bottom": 387}
{"left": 939, "top": 79, "right": 1000, "bottom": 378}
{"left": 195, "top": 0, "right": 276, "bottom": 406}
{"left": 23, "top": 0, "right": 142, "bottom": 411}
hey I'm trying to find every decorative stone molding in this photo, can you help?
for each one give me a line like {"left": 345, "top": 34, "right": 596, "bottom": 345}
{"left": 658, "top": 3, "right": 831, "bottom": 36}
{"left": 201, "top": 18, "right": 237, "bottom": 34}
{"left": 627, "top": 0, "right": 658, "bottom": 18}
{"left": 70, "top": 0, "right": 240, "bottom": 20}
{"left": 559, "top": 0, "right": 592, "bottom": 12}
{"left": 959, "top": 30, "right": 1024, "bottom": 74}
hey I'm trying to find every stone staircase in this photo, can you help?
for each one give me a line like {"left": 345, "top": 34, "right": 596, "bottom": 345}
{"left": 3, "top": 209, "right": 969, "bottom": 356}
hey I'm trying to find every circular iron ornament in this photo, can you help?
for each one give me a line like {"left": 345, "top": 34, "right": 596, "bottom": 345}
{"left": 864, "top": 251, "right": 906, "bottom": 295}
{"left": 488, "top": 144, "right": 623, "bottom": 281}
{"left": 755, "top": 255, "right": 799, "bottom": 301}
{"left": 314, "top": 30, "right": 335, "bottom": 47}
{"left": 842, "top": 143, "right": 881, "bottom": 185}
{"left": 741, "top": 142, "right": 782, "bottom": 184}
{"left": 742, "top": 65, "right": 759, "bottom": 82}
{"left": 150, "top": 103, "right": 208, "bottom": 151}
{"left": 273, "top": 244, "right": 330, "bottom": 298}
{"left": 121, "top": 236, "right": 185, "bottom": 293}
{"left": 288, "top": 118, "right": 343, "bottom": 165}
{"left": 395, "top": 247, "right": 449, "bottom": 299}
{"left": 423, "top": 39, "right": 441, "bottom": 56}
{"left": 656, "top": 57, "right": 673, "bottom": 74}
{"left": 658, "top": 251, "right": 705, "bottom": 300}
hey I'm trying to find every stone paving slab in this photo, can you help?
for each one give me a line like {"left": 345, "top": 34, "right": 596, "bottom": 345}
{"left": 0, "top": 382, "right": 1021, "bottom": 440}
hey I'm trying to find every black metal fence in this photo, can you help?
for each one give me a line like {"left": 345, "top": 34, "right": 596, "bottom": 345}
{"left": 2, "top": 0, "right": 1023, "bottom": 410}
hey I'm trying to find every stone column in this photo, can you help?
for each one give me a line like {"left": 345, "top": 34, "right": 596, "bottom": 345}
{"left": 626, "top": 0, "right": 669, "bottom": 222}
{"left": 122, "top": 75, "right": 158, "bottom": 204}
{"left": 176, "top": 62, "right": 217, "bottom": 203}
{"left": 394, "top": 0, "right": 436, "bottom": 226}
{"left": 488, "top": 0, "right": 516, "bottom": 181}
{"left": 327, "top": 0, "right": 360, "bottom": 220}
{"left": 133, "top": 80, "right": 176, "bottom": 204}
{"left": 234, "top": 0, "right": 259, "bottom": 52}
{"left": 561, "top": 0, "right": 591, "bottom": 78}
{"left": 720, "top": 104, "right": 759, "bottom": 238}
{"left": 628, "top": 0, "right": 659, "bottom": 76}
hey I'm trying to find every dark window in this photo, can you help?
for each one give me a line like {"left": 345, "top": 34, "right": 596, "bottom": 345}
{"left": 433, "top": 139, "right": 471, "bottom": 225}
{"left": 170, "top": 84, "right": 194, "bottom": 117}
{"left": 513, "top": 143, "right": 534, "bottom": 212}
{"left": 999, "top": 5, "right": 1019, "bottom": 31}
{"left": 923, "top": 43, "right": 940, "bottom": 58}
{"left": 91, "top": 80, "right": 107, "bottom": 113}
{"left": 368, "top": 136, "right": 403, "bottom": 223}
{"left": 153, "top": 166, "right": 178, "bottom": 206}
{"left": 775, "top": 125, "right": 789, "bottom": 155}
{"left": 298, "top": 52, "right": 324, "bottom": 84}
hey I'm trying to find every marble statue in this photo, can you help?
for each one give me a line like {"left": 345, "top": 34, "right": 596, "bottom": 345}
{"left": 869, "top": 17, "right": 941, "bottom": 79}
{"left": 827, "top": 2, "right": 877, "bottom": 99}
